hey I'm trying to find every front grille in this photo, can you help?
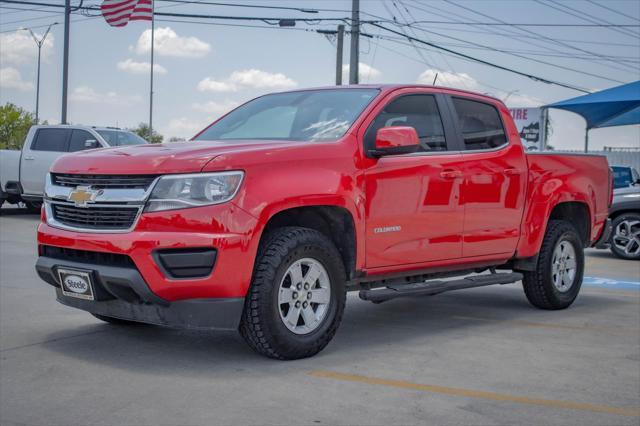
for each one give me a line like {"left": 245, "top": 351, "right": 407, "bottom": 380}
{"left": 51, "top": 173, "right": 157, "bottom": 190}
{"left": 40, "top": 245, "right": 136, "bottom": 268}
{"left": 51, "top": 202, "right": 140, "bottom": 230}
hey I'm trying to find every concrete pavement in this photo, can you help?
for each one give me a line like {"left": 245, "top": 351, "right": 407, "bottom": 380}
{"left": 1, "top": 207, "right": 638, "bottom": 425}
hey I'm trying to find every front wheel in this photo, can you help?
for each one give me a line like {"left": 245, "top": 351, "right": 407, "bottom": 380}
{"left": 239, "top": 227, "right": 346, "bottom": 360}
{"left": 609, "top": 213, "right": 640, "bottom": 260}
{"left": 522, "top": 220, "right": 584, "bottom": 310}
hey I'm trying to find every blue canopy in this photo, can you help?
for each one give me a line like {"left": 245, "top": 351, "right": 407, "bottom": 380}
{"left": 546, "top": 81, "right": 640, "bottom": 129}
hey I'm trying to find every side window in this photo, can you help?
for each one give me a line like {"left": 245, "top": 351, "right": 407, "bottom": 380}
{"left": 364, "top": 94, "right": 447, "bottom": 152}
{"left": 68, "top": 130, "right": 98, "bottom": 152}
{"left": 31, "top": 129, "right": 71, "bottom": 152}
{"left": 451, "top": 98, "right": 507, "bottom": 150}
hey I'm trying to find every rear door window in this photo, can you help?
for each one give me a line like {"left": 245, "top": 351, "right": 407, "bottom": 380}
{"left": 451, "top": 98, "right": 507, "bottom": 150}
{"left": 31, "top": 128, "right": 71, "bottom": 152}
{"left": 68, "top": 130, "right": 98, "bottom": 152}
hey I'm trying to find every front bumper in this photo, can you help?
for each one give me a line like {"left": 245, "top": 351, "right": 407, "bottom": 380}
{"left": 36, "top": 256, "right": 244, "bottom": 331}
{"left": 37, "top": 203, "right": 260, "bottom": 301}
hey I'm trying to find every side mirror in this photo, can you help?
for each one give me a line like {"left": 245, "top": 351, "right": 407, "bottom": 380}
{"left": 84, "top": 139, "right": 99, "bottom": 149}
{"left": 369, "top": 126, "right": 420, "bottom": 157}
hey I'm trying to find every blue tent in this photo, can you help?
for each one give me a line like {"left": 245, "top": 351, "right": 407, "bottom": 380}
{"left": 546, "top": 81, "right": 640, "bottom": 151}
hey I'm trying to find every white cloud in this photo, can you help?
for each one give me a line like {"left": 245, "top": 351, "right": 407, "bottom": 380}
{"left": 416, "top": 69, "right": 479, "bottom": 90}
{"left": 117, "top": 59, "right": 167, "bottom": 75}
{"left": 162, "top": 117, "right": 208, "bottom": 139}
{"left": 192, "top": 99, "right": 239, "bottom": 115}
{"left": 197, "top": 69, "right": 297, "bottom": 94}
{"left": 134, "top": 27, "right": 210, "bottom": 58}
{"left": 197, "top": 78, "right": 237, "bottom": 93}
{"left": 0, "top": 31, "right": 54, "bottom": 65}
{"left": 502, "top": 92, "right": 544, "bottom": 107}
{"left": 0, "top": 67, "right": 33, "bottom": 91}
{"left": 70, "top": 86, "right": 142, "bottom": 105}
{"left": 415, "top": 69, "right": 543, "bottom": 107}
{"left": 342, "top": 63, "right": 382, "bottom": 82}
{"left": 228, "top": 69, "right": 297, "bottom": 90}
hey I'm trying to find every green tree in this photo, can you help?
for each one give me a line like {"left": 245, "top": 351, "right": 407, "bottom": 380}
{"left": 130, "top": 123, "right": 163, "bottom": 144}
{"left": 0, "top": 103, "right": 36, "bottom": 150}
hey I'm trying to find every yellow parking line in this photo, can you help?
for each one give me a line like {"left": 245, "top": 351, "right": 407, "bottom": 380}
{"left": 452, "top": 315, "right": 639, "bottom": 336}
{"left": 309, "top": 370, "right": 640, "bottom": 418}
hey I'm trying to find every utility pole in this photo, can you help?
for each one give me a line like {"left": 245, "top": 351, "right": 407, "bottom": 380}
{"left": 584, "top": 128, "right": 590, "bottom": 153}
{"left": 349, "top": 0, "right": 359, "bottom": 85}
{"left": 26, "top": 23, "right": 55, "bottom": 124}
{"left": 149, "top": 0, "right": 155, "bottom": 137}
{"left": 336, "top": 25, "right": 344, "bottom": 85}
{"left": 61, "top": 0, "right": 70, "bottom": 124}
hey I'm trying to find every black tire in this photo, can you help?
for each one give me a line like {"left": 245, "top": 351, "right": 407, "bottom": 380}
{"left": 609, "top": 213, "right": 640, "bottom": 260}
{"left": 91, "top": 313, "right": 139, "bottom": 325}
{"left": 239, "top": 227, "right": 347, "bottom": 360}
{"left": 522, "top": 220, "right": 584, "bottom": 310}
{"left": 24, "top": 201, "right": 42, "bottom": 213}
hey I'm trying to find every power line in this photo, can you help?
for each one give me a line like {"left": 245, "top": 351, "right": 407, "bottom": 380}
{"left": 534, "top": 0, "right": 640, "bottom": 39}
{"left": 585, "top": 0, "right": 640, "bottom": 23}
{"left": 439, "top": 0, "right": 638, "bottom": 75}
{"left": 0, "top": 0, "right": 350, "bottom": 23}
{"left": 369, "top": 22, "right": 591, "bottom": 93}
{"left": 155, "top": 0, "right": 321, "bottom": 13}
{"left": 389, "top": 8, "right": 627, "bottom": 84}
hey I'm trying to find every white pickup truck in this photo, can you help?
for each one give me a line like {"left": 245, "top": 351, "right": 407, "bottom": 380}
{"left": 0, "top": 125, "right": 148, "bottom": 210}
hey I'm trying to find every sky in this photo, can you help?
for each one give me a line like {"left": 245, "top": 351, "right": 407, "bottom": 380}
{"left": 1, "top": 0, "right": 639, "bottom": 150}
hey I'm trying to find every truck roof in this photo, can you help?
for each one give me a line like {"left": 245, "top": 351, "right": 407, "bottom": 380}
{"left": 278, "top": 84, "right": 505, "bottom": 105}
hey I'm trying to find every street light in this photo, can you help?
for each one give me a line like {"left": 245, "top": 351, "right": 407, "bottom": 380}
{"left": 23, "top": 23, "right": 57, "bottom": 124}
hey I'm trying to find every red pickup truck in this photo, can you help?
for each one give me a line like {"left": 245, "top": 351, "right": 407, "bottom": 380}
{"left": 36, "top": 85, "right": 612, "bottom": 359}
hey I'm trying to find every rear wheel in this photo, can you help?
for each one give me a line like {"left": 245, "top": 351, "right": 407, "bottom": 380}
{"left": 609, "top": 213, "right": 640, "bottom": 260}
{"left": 522, "top": 220, "right": 584, "bottom": 310}
{"left": 239, "top": 227, "right": 346, "bottom": 360}
{"left": 91, "top": 313, "right": 139, "bottom": 325}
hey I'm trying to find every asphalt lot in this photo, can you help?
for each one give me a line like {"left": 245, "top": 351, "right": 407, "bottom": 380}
{"left": 1, "top": 206, "right": 639, "bottom": 426}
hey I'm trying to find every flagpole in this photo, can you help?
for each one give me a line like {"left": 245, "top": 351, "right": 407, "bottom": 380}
{"left": 149, "top": 0, "right": 155, "bottom": 137}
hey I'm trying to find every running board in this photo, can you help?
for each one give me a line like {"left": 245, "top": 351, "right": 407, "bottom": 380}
{"left": 358, "top": 272, "right": 523, "bottom": 304}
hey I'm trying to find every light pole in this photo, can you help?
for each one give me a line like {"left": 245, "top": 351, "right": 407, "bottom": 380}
{"left": 25, "top": 23, "right": 56, "bottom": 124}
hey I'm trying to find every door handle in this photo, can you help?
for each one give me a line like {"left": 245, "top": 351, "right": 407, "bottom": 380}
{"left": 503, "top": 168, "right": 519, "bottom": 176}
{"left": 440, "top": 169, "right": 462, "bottom": 179}
{"left": 23, "top": 156, "right": 35, "bottom": 160}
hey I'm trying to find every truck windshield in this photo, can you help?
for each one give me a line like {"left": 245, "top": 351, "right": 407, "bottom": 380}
{"left": 195, "top": 89, "right": 379, "bottom": 142}
{"left": 97, "top": 130, "right": 148, "bottom": 146}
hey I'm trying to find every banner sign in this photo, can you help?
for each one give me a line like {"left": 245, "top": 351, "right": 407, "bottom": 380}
{"left": 509, "top": 107, "right": 544, "bottom": 151}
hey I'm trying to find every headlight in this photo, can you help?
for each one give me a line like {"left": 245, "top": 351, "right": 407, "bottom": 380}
{"left": 144, "top": 171, "right": 244, "bottom": 212}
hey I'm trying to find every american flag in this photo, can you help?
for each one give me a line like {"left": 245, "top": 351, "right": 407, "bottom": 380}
{"left": 101, "top": 0, "right": 153, "bottom": 27}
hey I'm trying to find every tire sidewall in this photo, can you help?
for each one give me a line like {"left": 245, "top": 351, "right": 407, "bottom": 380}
{"left": 610, "top": 213, "right": 640, "bottom": 260}
{"left": 542, "top": 228, "right": 584, "bottom": 305}
{"left": 264, "top": 238, "right": 345, "bottom": 351}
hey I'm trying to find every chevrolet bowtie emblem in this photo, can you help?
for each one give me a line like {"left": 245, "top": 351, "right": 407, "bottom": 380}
{"left": 68, "top": 186, "right": 101, "bottom": 207}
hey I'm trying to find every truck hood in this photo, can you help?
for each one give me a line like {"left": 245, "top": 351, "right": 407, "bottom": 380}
{"left": 51, "top": 140, "right": 292, "bottom": 174}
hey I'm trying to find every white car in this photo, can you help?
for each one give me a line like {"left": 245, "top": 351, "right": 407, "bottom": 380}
{"left": 0, "top": 125, "right": 148, "bottom": 210}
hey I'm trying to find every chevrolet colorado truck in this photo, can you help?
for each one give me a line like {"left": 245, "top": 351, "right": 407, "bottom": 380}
{"left": 35, "top": 85, "right": 612, "bottom": 359}
{"left": 1, "top": 125, "right": 147, "bottom": 210}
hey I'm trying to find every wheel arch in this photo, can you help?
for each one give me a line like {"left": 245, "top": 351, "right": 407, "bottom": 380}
{"left": 548, "top": 201, "right": 591, "bottom": 247}
{"left": 258, "top": 205, "right": 357, "bottom": 281}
